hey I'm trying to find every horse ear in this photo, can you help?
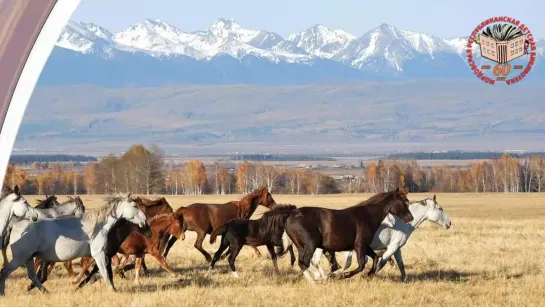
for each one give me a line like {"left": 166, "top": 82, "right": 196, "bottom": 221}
{"left": 433, "top": 194, "right": 436, "bottom": 202}
{"left": 13, "top": 185, "right": 20, "bottom": 195}
{"left": 394, "top": 186, "right": 400, "bottom": 193}
{"left": 127, "top": 193, "right": 132, "bottom": 199}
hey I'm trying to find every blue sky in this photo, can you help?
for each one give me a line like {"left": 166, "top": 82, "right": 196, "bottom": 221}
{"left": 72, "top": 0, "right": 543, "bottom": 38}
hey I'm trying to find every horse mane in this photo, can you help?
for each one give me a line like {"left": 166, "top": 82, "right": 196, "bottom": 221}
{"left": 82, "top": 195, "right": 126, "bottom": 239}
{"left": 355, "top": 188, "right": 407, "bottom": 207}
{"left": 35, "top": 195, "right": 58, "bottom": 209}
{"left": 139, "top": 197, "right": 167, "bottom": 208}
{"left": 234, "top": 186, "right": 268, "bottom": 208}
{"left": 258, "top": 204, "right": 297, "bottom": 236}
{"left": 0, "top": 186, "right": 19, "bottom": 203}
{"left": 148, "top": 213, "right": 175, "bottom": 224}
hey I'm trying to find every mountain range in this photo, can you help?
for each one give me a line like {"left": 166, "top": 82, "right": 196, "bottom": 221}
{"left": 37, "top": 18, "right": 545, "bottom": 86}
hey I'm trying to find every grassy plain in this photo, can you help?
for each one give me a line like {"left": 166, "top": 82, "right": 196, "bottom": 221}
{"left": 2, "top": 193, "right": 545, "bottom": 307}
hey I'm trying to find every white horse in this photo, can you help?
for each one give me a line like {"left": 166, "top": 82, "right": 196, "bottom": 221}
{"left": 1, "top": 195, "right": 86, "bottom": 265}
{"left": 0, "top": 193, "right": 148, "bottom": 295}
{"left": 280, "top": 195, "right": 452, "bottom": 282}
{"left": 0, "top": 185, "right": 39, "bottom": 260}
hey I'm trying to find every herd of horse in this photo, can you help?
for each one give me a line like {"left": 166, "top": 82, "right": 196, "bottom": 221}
{"left": 0, "top": 184, "right": 452, "bottom": 296}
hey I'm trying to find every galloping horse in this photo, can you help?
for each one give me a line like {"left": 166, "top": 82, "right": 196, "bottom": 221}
{"left": 164, "top": 186, "right": 277, "bottom": 263}
{"left": 0, "top": 194, "right": 149, "bottom": 295}
{"left": 284, "top": 187, "right": 414, "bottom": 283}
{"left": 114, "top": 213, "right": 186, "bottom": 283}
{"left": 207, "top": 204, "right": 297, "bottom": 279}
{"left": 296, "top": 195, "right": 452, "bottom": 281}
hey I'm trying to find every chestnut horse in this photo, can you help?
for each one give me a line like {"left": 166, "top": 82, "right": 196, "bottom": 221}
{"left": 207, "top": 204, "right": 297, "bottom": 278}
{"left": 164, "top": 186, "right": 276, "bottom": 263}
{"left": 114, "top": 213, "right": 186, "bottom": 283}
{"left": 284, "top": 187, "right": 414, "bottom": 283}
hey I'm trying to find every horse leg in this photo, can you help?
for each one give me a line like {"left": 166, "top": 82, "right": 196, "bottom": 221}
{"left": 393, "top": 249, "right": 407, "bottom": 282}
{"left": 64, "top": 261, "right": 76, "bottom": 277}
{"left": 342, "top": 246, "right": 367, "bottom": 279}
{"left": 24, "top": 259, "right": 49, "bottom": 294}
{"left": 366, "top": 248, "right": 379, "bottom": 277}
{"left": 73, "top": 258, "right": 92, "bottom": 285}
{"left": 134, "top": 257, "right": 142, "bottom": 284}
{"left": 27, "top": 258, "right": 50, "bottom": 292}
{"left": 298, "top": 245, "right": 318, "bottom": 284}
{"left": 93, "top": 253, "right": 116, "bottom": 292}
{"left": 227, "top": 244, "right": 242, "bottom": 279}
{"left": 141, "top": 256, "right": 149, "bottom": 276}
{"left": 206, "top": 235, "right": 230, "bottom": 277}
{"left": 252, "top": 246, "right": 262, "bottom": 258}
{"left": 265, "top": 243, "right": 280, "bottom": 275}
{"left": 0, "top": 257, "right": 23, "bottom": 296}
{"left": 374, "top": 245, "right": 398, "bottom": 276}
{"left": 219, "top": 247, "right": 231, "bottom": 261}
{"left": 1, "top": 228, "right": 11, "bottom": 268}
{"left": 114, "top": 254, "right": 129, "bottom": 277}
{"left": 111, "top": 254, "right": 126, "bottom": 279}
{"left": 76, "top": 263, "right": 99, "bottom": 289}
{"left": 150, "top": 252, "right": 178, "bottom": 277}
{"left": 323, "top": 250, "right": 339, "bottom": 272}
{"left": 309, "top": 248, "right": 325, "bottom": 281}
{"left": 288, "top": 246, "right": 296, "bottom": 266}
{"left": 162, "top": 236, "right": 178, "bottom": 258}
{"left": 194, "top": 231, "right": 212, "bottom": 263}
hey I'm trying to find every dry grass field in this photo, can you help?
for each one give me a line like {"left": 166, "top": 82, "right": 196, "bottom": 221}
{"left": 2, "top": 193, "right": 545, "bottom": 307}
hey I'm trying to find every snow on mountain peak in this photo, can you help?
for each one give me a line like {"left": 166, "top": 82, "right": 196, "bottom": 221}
{"left": 287, "top": 24, "right": 356, "bottom": 58}
{"left": 208, "top": 18, "right": 260, "bottom": 42}
{"left": 56, "top": 21, "right": 113, "bottom": 53}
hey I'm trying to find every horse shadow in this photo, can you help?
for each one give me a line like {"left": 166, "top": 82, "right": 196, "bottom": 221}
{"left": 404, "top": 270, "right": 524, "bottom": 282}
{"left": 127, "top": 275, "right": 213, "bottom": 293}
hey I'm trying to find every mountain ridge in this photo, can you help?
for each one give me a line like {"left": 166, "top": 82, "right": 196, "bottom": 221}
{"left": 38, "top": 18, "right": 545, "bottom": 87}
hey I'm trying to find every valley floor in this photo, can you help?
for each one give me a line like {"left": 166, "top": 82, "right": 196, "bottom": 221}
{"left": 2, "top": 193, "right": 545, "bottom": 307}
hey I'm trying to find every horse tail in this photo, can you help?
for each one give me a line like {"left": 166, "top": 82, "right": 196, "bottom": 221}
{"left": 209, "top": 224, "right": 228, "bottom": 244}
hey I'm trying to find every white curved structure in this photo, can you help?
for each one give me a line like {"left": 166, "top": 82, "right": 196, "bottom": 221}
{"left": 0, "top": 0, "right": 81, "bottom": 182}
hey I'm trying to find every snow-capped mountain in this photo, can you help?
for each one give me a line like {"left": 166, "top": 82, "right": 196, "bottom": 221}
{"left": 39, "top": 18, "right": 544, "bottom": 87}
{"left": 287, "top": 24, "right": 356, "bottom": 59}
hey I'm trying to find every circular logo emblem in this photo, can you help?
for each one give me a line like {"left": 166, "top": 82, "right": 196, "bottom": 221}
{"left": 467, "top": 17, "right": 537, "bottom": 85}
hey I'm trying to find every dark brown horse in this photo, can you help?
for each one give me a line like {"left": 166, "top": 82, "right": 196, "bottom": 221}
{"left": 113, "top": 213, "right": 186, "bottom": 283}
{"left": 207, "top": 204, "right": 297, "bottom": 278}
{"left": 164, "top": 186, "right": 277, "bottom": 263}
{"left": 284, "top": 187, "right": 413, "bottom": 283}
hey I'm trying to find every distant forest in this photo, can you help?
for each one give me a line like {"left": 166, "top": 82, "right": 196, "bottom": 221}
{"left": 227, "top": 154, "right": 336, "bottom": 161}
{"left": 9, "top": 154, "right": 97, "bottom": 165}
{"left": 385, "top": 151, "right": 545, "bottom": 160}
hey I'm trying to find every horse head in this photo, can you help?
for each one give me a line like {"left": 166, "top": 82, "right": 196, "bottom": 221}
{"left": 388, "top": 187, "right": 413, "bottom": 224}
{"left": 115, "top": 193, "right": 149, "bottom": 231}
{"left": 257, "top": 185, "right": 276, "bottom": 209}
{"left": 70, "top": 196, "right": 86, "bottom": 218}
{"left": 424, "top": 194, "right": 451, "bottom": 229}
{"left": 3, "top": 185, "right": 38, "bottom": 222}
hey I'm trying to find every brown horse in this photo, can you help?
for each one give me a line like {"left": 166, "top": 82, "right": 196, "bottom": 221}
{"left": 164, "top": 186, "right": 277, "bottom": 263}
{"left": 114, "top": 213, "right": 186, "bottom": 283}
{"left": 207, "top": 204, "right": 297, "bottom": 278}
{"left": 284, "top": 187, "right": 414, "bottom": 283}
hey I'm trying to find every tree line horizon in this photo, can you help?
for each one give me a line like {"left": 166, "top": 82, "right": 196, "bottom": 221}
{"left": 4, "top": 144, "right": 545, "bottom": 195}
